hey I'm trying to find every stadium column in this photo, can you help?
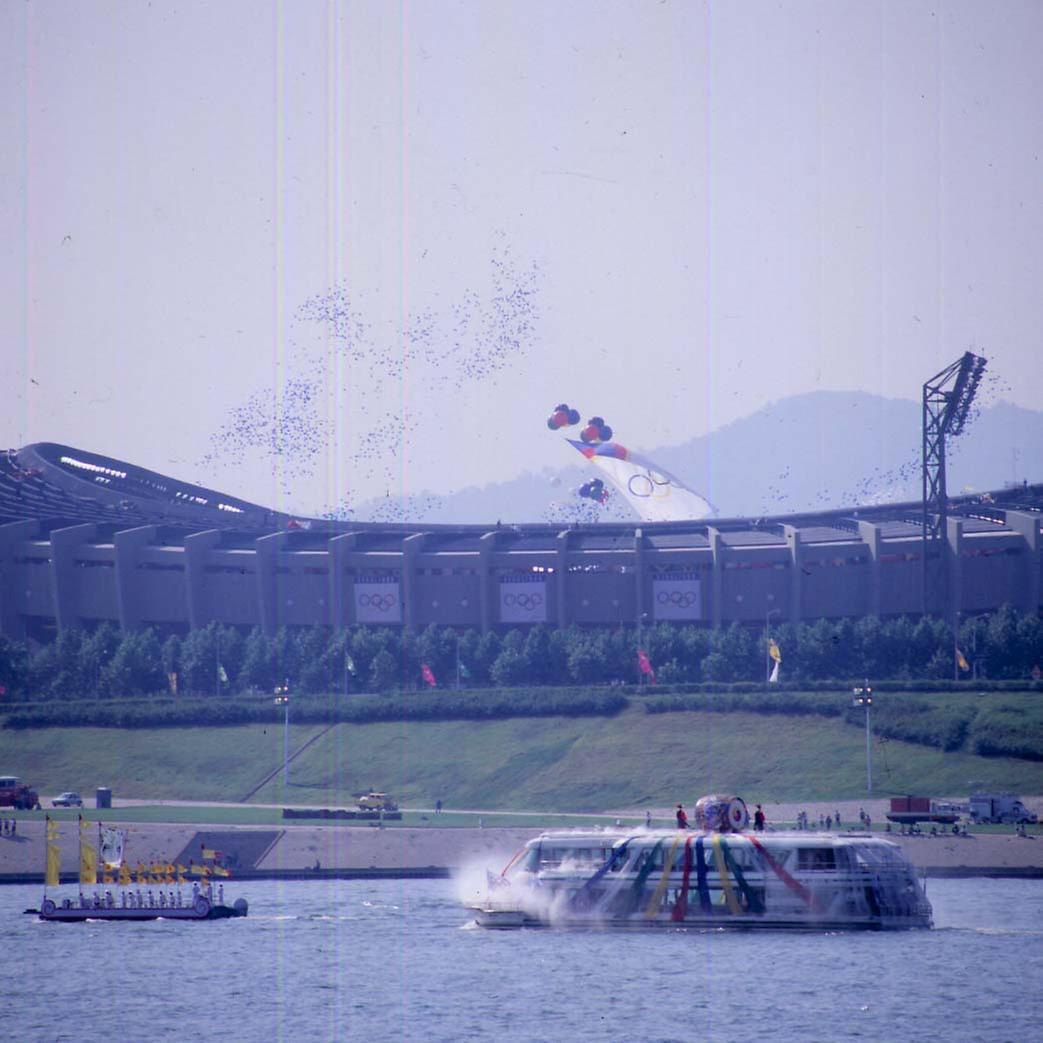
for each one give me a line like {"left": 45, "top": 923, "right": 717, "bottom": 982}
{"left": 1005, "top": 511, "right": 1041, "bottom": 612}
{"left": 328, "top": 532, "right": 358, "bottom": 629}
{"left": 946, "top": 517, "right": 964, "bottom": 624}
{"left": 49, "top": 523, "right": 97, "bottom": 632}
{"left": 402, "top": 533, "right": 426, "bottom": 632}
{"left": 114, "top": 525, "right": 157, "bottom": 631}
{"left": 856, "top": 520, "right": 883, "bottom": 617}
{"left": 707, "top": 527, "right": 724, "bottom": 628}
{"left": 0, "top": 519, "right": 39, "bottom": 638}
{"left": 783, "top": 525, "right": 803, "bottom": 624}
{"left": 183, "top": 530, "right": 221, "bottom": 630}
{"left": 633, "top": 528, "right": 645, "bottom": 630}
{"left": 555, "top": 529, "right": 570, "bottom": 627}
{"left": 256, "top": 532, "right": 291, "bottom": 637}
{"left": 478, "top": 531, "right": 499, "bottom": 633}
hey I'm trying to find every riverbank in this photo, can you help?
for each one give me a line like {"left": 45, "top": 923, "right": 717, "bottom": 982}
{"left": 3, "top": 804, "right": 1041, "bottom": 882}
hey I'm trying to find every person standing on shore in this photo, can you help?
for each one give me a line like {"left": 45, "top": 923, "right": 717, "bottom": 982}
{"left": 676, "top": 804, "right": 690, "bottom": 830}
{"left": 754, "top": 805, "right": 766, "bottom": 831}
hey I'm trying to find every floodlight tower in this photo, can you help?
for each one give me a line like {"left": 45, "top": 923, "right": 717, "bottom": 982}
{"left": 921, "top": 351, "right": 987, "bottom": 615}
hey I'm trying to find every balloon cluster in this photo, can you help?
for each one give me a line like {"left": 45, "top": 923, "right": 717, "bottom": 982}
{"left": 578, "top": 478, "right": 609, "bottom": 504}
{"left": 580, "top": 415, "right": 613, "bottom": 444}
{"left": 546, "top": 403, "right": 581, "bottom": 430}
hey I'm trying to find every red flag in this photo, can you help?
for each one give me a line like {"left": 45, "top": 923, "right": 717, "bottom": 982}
{"left": 421, "top": 663, "right": 437, "bottom": 688}
{"left": 636, "top": 649, "right": 657, "bottom": 684}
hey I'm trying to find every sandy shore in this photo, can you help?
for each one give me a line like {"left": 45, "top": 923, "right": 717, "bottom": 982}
{"left": 2, "top": 803, "right": 1041, "bottom": 880}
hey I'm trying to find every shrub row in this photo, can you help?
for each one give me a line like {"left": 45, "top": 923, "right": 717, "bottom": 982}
{"left": 2, "top": 687, "right": 628, "bottom": 730}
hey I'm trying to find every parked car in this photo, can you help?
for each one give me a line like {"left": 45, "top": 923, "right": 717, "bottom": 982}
{"left": 52, "top": 792, "right": 83, "bottom": 808}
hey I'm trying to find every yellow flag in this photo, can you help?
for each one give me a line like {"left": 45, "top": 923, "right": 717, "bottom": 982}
{"left": 190, "top": 865, "right": 211, "bottom": 877}
{"left": 176, "top": 864, "right": 188, "bottom": 885}
{"left": 956, "top": 648, "right": 971, "bottom": 672}
{"left": 79, "top": 819, "right": 97, "bottom": 886}
{"left": 211, "top": 865, "right": 231, "bottom": 878}
{"left": 769, "top": 639, "right": 782, "bottom": 663}
{"left": 201, "top": 848, "right": 218, "bottom": 860}
{"left": 118, "top": 863, "right": 132, "bottom": 886}
{"left": 136, "top": 863, "right": 149, "bottom": 884}
{"left": 46, "top": 841, "right": 61, "bottom": 886}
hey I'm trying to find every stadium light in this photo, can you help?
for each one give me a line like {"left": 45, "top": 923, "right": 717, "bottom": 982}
{"left": 852, "top": 681, "right": 873, "bottom": 794}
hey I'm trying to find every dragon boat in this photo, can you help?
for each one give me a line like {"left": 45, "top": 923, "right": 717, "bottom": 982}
{"left": 467, "top": 795, "right": 932, "bottom": 931}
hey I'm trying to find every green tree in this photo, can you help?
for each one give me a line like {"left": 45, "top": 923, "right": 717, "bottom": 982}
{"left": 240, "top": 627, "right": 275, "bottom": 692}
{"left": 370, "top": 648, "right": 399, "bottom": 691}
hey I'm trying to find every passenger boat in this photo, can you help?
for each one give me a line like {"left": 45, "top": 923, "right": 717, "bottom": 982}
{"left": 467, "top": 795, "right": 932, "bottom": 931}
{"left": 29, "top": 814, "right": 248, "bottom": 923}
{"left": 34, "top": 889, "right": 248, "bottom": 923}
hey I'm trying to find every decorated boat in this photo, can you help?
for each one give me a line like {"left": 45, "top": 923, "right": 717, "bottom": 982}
{"left": 467, "top": 795, "right": 932, "bottom": 931}
{"left": 29, "top": 815, "right": 247, "bottom": 923}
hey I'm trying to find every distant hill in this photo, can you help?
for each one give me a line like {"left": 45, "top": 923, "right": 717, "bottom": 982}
{"left": 350, "top": 394, "right": 1043, "bottom": 523}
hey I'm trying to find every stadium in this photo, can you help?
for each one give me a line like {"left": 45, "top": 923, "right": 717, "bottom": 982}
{"left": 1, "top": 439, "right": 1039, "bottom": 643}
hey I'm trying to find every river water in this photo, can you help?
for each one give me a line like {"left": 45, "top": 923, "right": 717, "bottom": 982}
{"left": 11, "top": 877, "right": 1042, "bottom": 1042}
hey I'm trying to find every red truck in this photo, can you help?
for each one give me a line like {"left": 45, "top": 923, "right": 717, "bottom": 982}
{"left": 0, "top": 775, "right": 41, "bottom": 810}
{"left": 886, "top": 796, "right": 959, "bottom": 826}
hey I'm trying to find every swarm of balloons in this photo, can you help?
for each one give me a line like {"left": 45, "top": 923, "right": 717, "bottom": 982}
{"left": 546, "top": 403, "right": 581, "bottom": 430}
{"left": 578, "top": 478, "right": 609, "bottom": 504}
{"left": 579, "top": 416, "right": 613, "bottom": 444}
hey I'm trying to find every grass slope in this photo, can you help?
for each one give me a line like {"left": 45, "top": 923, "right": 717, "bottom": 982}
{"left": 5, "top": 706, "right": 1041, "bottom": 809}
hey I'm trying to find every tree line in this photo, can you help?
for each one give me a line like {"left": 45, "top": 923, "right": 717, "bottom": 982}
{"left": 0, "top": 605, "right": 1041, "bottom": 701}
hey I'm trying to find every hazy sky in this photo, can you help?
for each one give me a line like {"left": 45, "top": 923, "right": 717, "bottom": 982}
{"left": 2, "top": 1, "right": 1040, "bottom": 514}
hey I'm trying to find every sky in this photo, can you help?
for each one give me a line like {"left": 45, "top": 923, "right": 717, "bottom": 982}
{"left": 2, "top": 0, "right": 1040, "bottom": 516}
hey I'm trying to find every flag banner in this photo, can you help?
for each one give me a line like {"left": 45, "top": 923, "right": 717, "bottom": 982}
{"left": 652, "top": 574, "right": 702, "bottom": 621}
{"left": 769, "top": 660, "right": 781, "bottom": 683}
{"left": 168, "top": 672, "right": 178, "bottom": 695}
{"left": 458, "top": 661, "right": 472, "bottom": 680}
{"left": 354, "top": 578, "right": 402, "bottom": 623}
{"left": 211, "top": 865, "right": 231, "bottom": 878}
{"left": 79, "top": 843, "right": 97, "bottom": 886}
{"left": 346, "top": 654, "right": 357, "bottom": 676}
{"left": 135, "top": 863, "right": 149, "bottom": 884}
{"left": 46, "top": 834, "right": 61, "bottom": 886}
{"left": 190, "top": 865, "right": 211, "bottom": 876}
{"left": 499, "top": 575, "right": 547, "bottom": 624}
{"left": 218, "top": 664, "right": 229, "bottom": 684}
{"left": 100, "top": 827, "right": 126, "bottom": 868}
{"left": 201, "top": 847, "right": 219, "bottom": 860}
{"left": 637, "top": 649, "right": 657, "bottom": 684}
{"left": 769, "top": 640, "right": 782, "bottom": 663}
{"left": 118, "top": 863, "right": 132, "bottom": 886}
{"left": 421, "top": 663, "right": 437, "bottom": 688}
{"left": 176, "top": 864, "right": 189, "bottom": 884}
{"left": 956, "top": 648, "right": 971, "bottom": 672}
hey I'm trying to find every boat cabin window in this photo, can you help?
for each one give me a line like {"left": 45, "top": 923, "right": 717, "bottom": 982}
{"left": 538, "top": 847, "right": 607, "bottom": 869}
{"left": 796, "top": 848, "right": 837, "bottom": 872}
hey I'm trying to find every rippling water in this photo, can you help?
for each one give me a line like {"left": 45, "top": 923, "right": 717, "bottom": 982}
{"left": 12, "top": 877, "right": 1043, "bottom": 1042}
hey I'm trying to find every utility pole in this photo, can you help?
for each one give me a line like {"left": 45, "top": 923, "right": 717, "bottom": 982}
{"left": 852, "top": 680, "right": 873, "bottom": 794}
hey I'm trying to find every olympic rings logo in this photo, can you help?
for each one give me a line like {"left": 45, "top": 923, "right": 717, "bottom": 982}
{"left": 504, "top": 593, "right": 544, "bottom": 611}
{"left": 656, "top": 590, "right": 697, "bottom": 607}
{"left": 357, "top": 592, "right": 397, "bottom": 611}
{"left": 627, "top": 470, "right": 674, "bottom": 499}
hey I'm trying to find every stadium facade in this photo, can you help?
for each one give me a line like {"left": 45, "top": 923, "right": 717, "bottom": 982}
{"left": 0, "top": 442, "right": 1040, "bottom": 641}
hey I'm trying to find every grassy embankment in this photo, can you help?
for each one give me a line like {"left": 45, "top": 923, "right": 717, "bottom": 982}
{"left": 4, "top": 694, "right": 1042, "bottom": 813}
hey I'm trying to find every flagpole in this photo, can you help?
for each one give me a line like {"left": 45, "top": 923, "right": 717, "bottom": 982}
{"left": 765, "top": 608, "right": 780, "bottom": 686}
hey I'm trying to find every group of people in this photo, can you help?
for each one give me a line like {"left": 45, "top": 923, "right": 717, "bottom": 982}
{"left": 670, "top": 803, "right": 768, "bottom": 831}
{"left": 794, "top": 809, "right": 849, "bottom": 831}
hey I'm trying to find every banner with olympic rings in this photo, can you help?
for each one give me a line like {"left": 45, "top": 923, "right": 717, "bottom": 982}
{"left": 354, "top": 581, "right": 402, "bottom": 623}
{"left": 652, "top": 574, "right": 702, "bottom": 620}
{"left": 499, "top": 577, "right": 547, "bottom": 623}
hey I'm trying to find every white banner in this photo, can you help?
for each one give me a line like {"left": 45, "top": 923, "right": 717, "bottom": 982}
{"left": 499, "top": 577, "right": 547, "bottom": 623}
{"left": 652, "top": 574, "right": 701, "bottom": 620}
{"left": 354, "top": 580, "right": 402, "bottom": 623}
{"left": 100, "top": 827, "right": 126, "bottom": 868}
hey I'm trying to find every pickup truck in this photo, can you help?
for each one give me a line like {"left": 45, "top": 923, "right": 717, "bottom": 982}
{"left": 0, "top": 775, "right": 41, "bottom": 810}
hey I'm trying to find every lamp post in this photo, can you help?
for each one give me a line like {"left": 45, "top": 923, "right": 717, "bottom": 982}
{"left": 852, "top": 680, "right": 873, "bottom": 794}
{"left": 764, "top": 608, "right": 781, "bottom": 685}
{"left": 274, "top": 680, "right": 291, "bottom": 788}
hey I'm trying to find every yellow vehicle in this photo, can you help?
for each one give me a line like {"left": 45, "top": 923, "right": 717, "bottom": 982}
{"left": 356, "top": 791, "right": 399, "bottom": 812}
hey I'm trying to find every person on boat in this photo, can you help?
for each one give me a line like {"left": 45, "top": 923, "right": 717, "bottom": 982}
{"left": 676, "top": 804, "right": 690, "bottom": 830}
{"left": 754, "top": 804, "right": 766, "bottom": 831}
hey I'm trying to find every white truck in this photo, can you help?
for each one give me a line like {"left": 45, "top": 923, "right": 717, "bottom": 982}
{"left": 968, "top": 793, "right": 1037, "bottom": 825}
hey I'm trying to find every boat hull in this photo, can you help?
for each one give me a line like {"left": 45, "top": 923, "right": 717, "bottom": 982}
{"left": 35, "top": 895, "right": 248, "bottom": 922}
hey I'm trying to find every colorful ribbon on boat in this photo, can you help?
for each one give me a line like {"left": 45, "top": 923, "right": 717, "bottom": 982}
{"left": 747, "top": 833, "right": 821, "bottom": 913}
{"left": 711, "top": 834, "right": 742, "bottom": 914}
{"left": 671, "top": 837, "right": 694, "bottom": 921}
{"left": 645, "top": 835, "right": 683, "bottom": 918}
{"left": 694, "top": 836, "right": 712, "bottom": 912}
{"left": 569, "top": 838, "right": 636, "bottom": 910}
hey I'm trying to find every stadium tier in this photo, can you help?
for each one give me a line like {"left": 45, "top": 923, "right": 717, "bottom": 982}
{"left": 0, "top": 442, "right": 1040, "bottom": 639}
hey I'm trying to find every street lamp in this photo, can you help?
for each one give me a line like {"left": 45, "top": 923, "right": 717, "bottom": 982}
{"left": 852, "top": 679, "right": 873, "bottom": 794}
{"left": 274, "top": 680, "right": 291, "bottom": 788}
{"left": 764, "top": 608, "right": 781, "bottom": 685}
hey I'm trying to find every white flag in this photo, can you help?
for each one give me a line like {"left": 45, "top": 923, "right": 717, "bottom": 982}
{"left": 768, "top": 661, "right": 780, "bottom": 684}
{"left": 100, "top": 827, "right": 126, "bottom": 868}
